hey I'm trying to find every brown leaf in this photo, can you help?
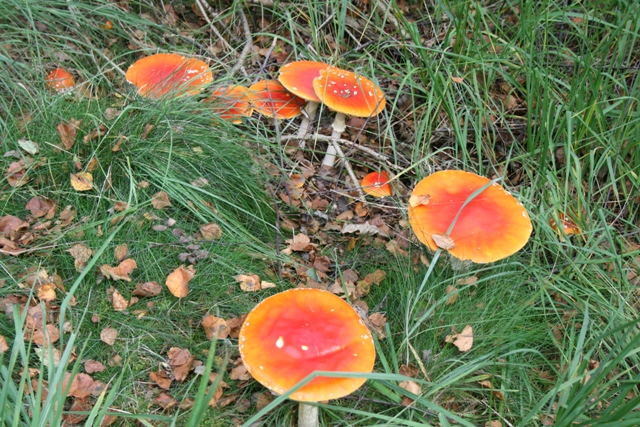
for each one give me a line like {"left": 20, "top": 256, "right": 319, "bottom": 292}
{"left": 67, "top": 243, "right": 93, "bottom": 273}
{"left": 456, "top": 275, "right": 478, "bottom": 286}
{"left": 110, "top": 289, "right": 128, "bottom": 311}
{"left": 409, "top": 194, "right": 431, "bottom": 208}
{"left": 202, "top": 315, "right": 230, "bottom": 340}
{"left": 84, "top": 360, "right": 106, "bottom": 373}
{"left": 151, "top": 191, "right": 171, "bottom": 209}
{"left": 445, "top": 285, "right": 458, "bottom": 305}
{"left": 0, "top": 215, "right": 29, "bottom": 236}
{"left": 0, "top": 335, "right": 9, "bottom": 353}
{"left": 83, "top": 124, "right": 107, "bottom": 143}
{"left": 63, "top": 397, "right": 90, "bottom": 424}
{"left": 432, "top": 233, "right": 455, "bottom": 250}
{"left": 56, "top": 118, "right": 81, "bottom": 149}
{"left": 368, "top": 312, "right": 387, "bottom": 338}
{"left": 153, "top": 392, "right": 177, "bottom": 409}
{"left": 230, "top": 363, "right": 251, "bottom": 381}
{"left": 100, "top": 259, "right": 137, "bottom": 282}
{"left": 100, "top": 327, "right": 118, "bottom": 346}
{"left": 37, "top": 283, "right": 57, "bottom": 302}
{"left": 479, "top": 380, "right": 505, "bottom": 400}
{"left": 399, "top": 380, "right": 422, "bottom": 406}
{"left": 168, "top": 347, "right": 195, "bottom": 382}
{"left": 200, "top": 222, "right": 222, "bottom": 240}
{"left": 148, "top": 370, "right": 170, "bottom": 393}
{"left": 255, "top": 391, "right": 273, "bottom": 410}
{"left": 132, "top": 281, "right": 162, "bottom": 297}
{"left": 70, "top": 172, "right": 94, "bottom": 191}
{"left": 451, "top": 76, "right": 465, "bottom": 84}
{"left": 31, "top": 324, "right": 60, "bottom": 346}
{"left": 284, "top": 233, "right": 313, "bottom": 252}
{"left": 445, "top": 324, "right": 473, "bottom": 352}
{"left": 6, "top": 159, "right": 30, "bottom": 187}
{"left": 25, "top": 197, "right": 55, "bottom": 218}
{"left": 234, "top": 274, "right": 261, "bottom": 292}
{"left": 114, "top": 244, "right": 128, "bottom": 262}
{"left": 165, "top": 265, "right": 195, "bottom": 298}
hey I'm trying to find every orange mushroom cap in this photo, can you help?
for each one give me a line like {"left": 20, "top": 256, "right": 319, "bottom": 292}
{"left": 361, "top": 171, "right": 392, "bottom": 197}
{"left": 125, "top": 53, "right": 212, "bottom": 99}
{"left": 204, "top": 85, "right": 252, "bottom": 124}
{"left": 549, "top": 212, "right": 581, "bottom": 236}
{"left": 238, "top": 288, "right": 375, "bottom": 402}
{"left": 248, "top": 80, "right": 305, "bottom": 120}
{"left": 408, "top": 170, "right": 532, "bottom": 263}
{"left": 46, "top": 68, "right": 75, "bottom": 92}
{"left": 277, "top": 61, "right": 334, "bottom": 103}
{"left": 312, "top": 67, "right": 386, "bottom": 117}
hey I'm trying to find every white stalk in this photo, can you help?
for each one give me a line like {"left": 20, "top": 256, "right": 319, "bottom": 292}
{"left": 297, "top": 101, "right": 319, "bottom": 145}
{"left": 298, "top": 402, "right": 319, "bottom": 427}
{"left": 321, "top": 112, "right": 346, "bottom": 168}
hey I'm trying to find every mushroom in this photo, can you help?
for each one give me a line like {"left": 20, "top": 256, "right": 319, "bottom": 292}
{"left": 239, "top": 288, "right": 375, "bottom": 427}
{"left": 247, "top": 80, "right": 306, "bottom": 120}
{"left": 408, "top": 170, "right": 532, "bottom": 263}
{"left": 277, "top": 61, "right": 333, "bottom": 141}
{"left": 361, "top": 171, "right": 393, "bottom": 197}
{"left": 549, "top": 212, "right": 581, "bottom": 238}
{"left": 46, "top": 67, "right": 75, "bottom": 93}
{"left": 125, "top": 53, "right": 212, "bottom": 99}
{"left": 312, "top": 67, "right": 386, "bottom": 168}
{"left": 204, "top": 85, "right": 252, "bottom": 124}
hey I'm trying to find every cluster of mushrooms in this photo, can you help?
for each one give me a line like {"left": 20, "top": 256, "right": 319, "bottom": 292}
{"left": 46, "top": 53, "right": 534, "bottom": 427}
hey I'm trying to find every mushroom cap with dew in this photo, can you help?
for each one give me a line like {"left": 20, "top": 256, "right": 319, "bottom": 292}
{"left": 312, "top": 67, "right": 386, "bottom": 117}
{"left": 278, "top": 61, "right": 334, "bottom": 103}
{"left": 408, "top": 170, "right": 532, "bottom": 263}
{"left": 361, "top": 171, "right": 392, "bottom": 197}
{"left": 205, "top": 85, "right": 252, "bottom": 124}
{"left": 248, "top": 80, "right": 305, "bottom": 120}
{"left": 238, "top": 288, "right": 375, "bottom": 402}
{"left": 46, "top": 68, "right": 75, "bottom": 92}
{"left": 125, "top": 53, "right": 212, "bottom": 99}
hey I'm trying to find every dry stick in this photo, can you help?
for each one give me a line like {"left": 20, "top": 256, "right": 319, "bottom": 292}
{"left": 373, "top": 0, "right": 412, "bottom": 41}
{"left": 230, "top": 8, "right": 253, "bottom": 77}
{"left": 280, "top": 134, "right": 400, "bottom": 171}
{"left": 331, "top": 138, "right": 366, "bottom": 200}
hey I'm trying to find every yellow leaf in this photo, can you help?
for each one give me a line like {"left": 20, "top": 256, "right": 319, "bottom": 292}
{"left": 100, "top": 259, "right": 137, "bottom": 282}
{"left": 70, "top": 172, "right": 93, "bottom": 191}
{"left": 445, "top": 324, "right": 473, "bottom": 352}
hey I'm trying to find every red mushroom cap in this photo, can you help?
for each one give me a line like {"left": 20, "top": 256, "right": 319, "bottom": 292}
{"left": 312, "top": 67, "right": 386, "bottom": 117}
{"left": 238, "top": 288, "right": 375, "bottom": 402}
{"left": 46, "top": 68, "right": 75, "bottom": 92}
{"left": 408, "top": 170, "right": 532, "bottom": 263}
{"left": 549, "top": 212, "right": 581, "bottom": 236}
{"left": 361, "top": 171, "right": 392, "bottom": 197}
{"left": 125, "top": 53, "right": 212, "bottom": 99}
{"left": 277, "top": 61, "right": 334, "bottom": 103}
{"left": 204, "top": 85, "right": 252, "bottom": 124}
{"left": 248, "top": 80, "right": 305, "bottom": 120}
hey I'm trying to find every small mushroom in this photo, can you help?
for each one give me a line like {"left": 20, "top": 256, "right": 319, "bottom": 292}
{"left": 125, "top": 53, "right": 212, "bottom": 99}
{"left": 277, "top": 60, "right": 333, "bottom": 141}
{"left": 312, "top": 67, "right": 385, "bottom": 168}
{"left": 361, "top": 171, "right": 392, "bottom": 197}
{"left": 46, "top": 67, "right": 75, "bottom": 93}
{"left": 408, "top": 170, "right": 532, "bottom": 263}
{"left": 549, "top": 212, "right": 581, "bottom": 238}
{"left": 247, "top": 80, "right": 305, "bottom": 120}
{"left": 239, "top": 288, "right": 375, "bottom": 427}
{"left": 204, "top": 85, "right": 252, "bottom": 124}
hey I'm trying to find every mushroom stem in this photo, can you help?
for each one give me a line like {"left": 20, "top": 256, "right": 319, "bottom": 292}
{"left": 297, "top": 101, "right": 319, "bottom": 144}
{"left": 321, "top": 112, "right": 346, "bottom": 168}
{"left": 298, "top": 403, "right": 319, "bottom": 427}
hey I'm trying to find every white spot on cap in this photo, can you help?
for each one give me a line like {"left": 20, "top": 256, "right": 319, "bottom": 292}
{"left": 354, "top": 353, "right": 358, "bottom": 357}
{"left": 276, "top": 336, "right": 284, "bottom": 348}
{"left": 301, "top": 345, "right": 309, "bottom": 351}
{"left": 260, "top": 366, "right": 264, "bottom": 370}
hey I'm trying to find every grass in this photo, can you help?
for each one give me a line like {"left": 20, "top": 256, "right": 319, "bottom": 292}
{"left": 1, "top": 0, "right": 640, "bottom": 426}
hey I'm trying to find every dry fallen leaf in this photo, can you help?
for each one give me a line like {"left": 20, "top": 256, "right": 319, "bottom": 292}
{"left": 25, "top": 197, "right": 55, "bottom": 218}
{"left": 234, "top": 274, "right": 261, "bottom": 292}
{"left": 202, "top": 315, "right": 230, "bottom": 340}
{"left": 200, "top": 223, "right": 222, "bottom": 240}
{"left": 451, "top": 76, "right": 465, "bottom": 84}
{"left": 151, "top": 191, "right": 171, "bottom": 209}
{"left": 100, "top": 327, "right": 118, "bottom": 346}
{"left": 37, "top": 283, "right": 57, "bottom": 302}
{"left": 445, "top": 324, "right": 473, "bottom": 352}
{"left": 168, "top": 347, "right": 195, "bottom": 382}
{"left": 114, "top": 244, "right": 128, "bottom": 262}
{"left": 100, "top": 259, "right": 137, "bottom": 282}
{"left": 6, "top": 159, "right": 30, "bottom": 187}
{"left": 432, "top": 233, "right": 455, "bottom": 250}
{"left": 341, "top": 222, "right": 388, "bottom": 237}
{"left": 165, "top": 265, "right": 196, "bottom": 298}
{"left": 67, "top": 243, "right": 93, "bottom": 273}
{"left": 84, "top": 360, "right": 106, "bottom": 374}
{"left": 110, "top": 289, "right": 128, "bottom": 311}
{"left": 445, "top": 285, "right": 458, "bottom": 305}
{"left": 132, "top": 281, "right": 162, "bottom": 297}
{"left": 399, "top": 380, "right": 422, "bottom": 406}
{"left": 17, "top": 138, "right": 40, "bottom": 155}
{"left": 70, "top": 172, "right": 94, "bottom": 191}
{"left": 31, "top": 324, "right": 60, "bottom": 346}
{"left": 150, "top": 371, "right": 172, "bottom": 390}
{"left": 0, "top": 335, "right": 9, "bottom": 353}
{"left": 56, "top": 118, "right": 81, "bottom": 150}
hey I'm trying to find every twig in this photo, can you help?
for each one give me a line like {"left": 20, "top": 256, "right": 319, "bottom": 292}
{"left": 230, "top": 8, "right": 253, "bottom": 77}
{"left": 280, "top": 134, "right": 401, "bottom": 171}
{"left": 373, "top": 0, "right": 412, "bottom": 41}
